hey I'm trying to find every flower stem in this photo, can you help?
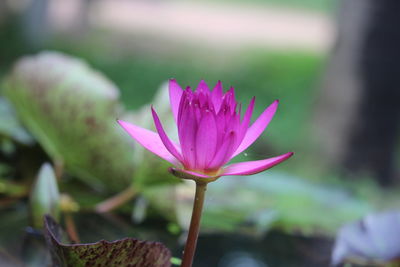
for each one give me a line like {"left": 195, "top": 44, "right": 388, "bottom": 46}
{"left": 180, "top": 181, "right": 207, "bottom": 267}
{"left": 95, "top": 186, "right": 136, "bottom": 213}
{"left": 64, "top": 212, "right": 80, "bottom": 243}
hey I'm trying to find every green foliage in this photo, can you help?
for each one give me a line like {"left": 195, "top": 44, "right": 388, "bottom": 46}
{"left": 225, "top": 51, "right": 324, "bottom": 153}
{"left": 3, "top": 52, "right": 136, "bottom": 191}
{"left": 143, "top": 171, "right": 370, "bottom": 236}
{"left": 126, "top": 82, "right": 181, "bottom": 190}
{"left": 186, "top": 0, "right": 335, "bottom": 12}
{"left": 0, "top": 176, "right": 26, "bottom": 196}
{"left": 30, "top": 163, "right": 60, "bottom": 228}
{"left": 56, "top": 44, "right": 323, "bottom": 159}
{"left": 44, "top": 215, "right": 172, "bottom": 267}
{"left": 202, "top": 171, "right": 371, "bottom": 235}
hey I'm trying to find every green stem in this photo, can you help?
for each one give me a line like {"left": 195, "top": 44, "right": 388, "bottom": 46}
{"left": 180, "top": 182, "right": 207, "bottom": 267}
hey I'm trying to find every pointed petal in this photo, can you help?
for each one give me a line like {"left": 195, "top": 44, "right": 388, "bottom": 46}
{"left": 221, "top": 152, "right": 293, "bottom": 176}
{"left": 238, "top": 97, "right": 255, "bottom": 143}
{"left": 169, "top": 79, "right": 183, "bottom": 123}
{"left": 117, "top": 120, "right": 179, "bottom": 165}
{"left": 196, "top": 111, "right": 217, "bottom": 169}
{"left": 227, "top": 87, "right": 237, "bottom": 109}
{"left": 211, "top": 81, "right": 223, "bottom": 112}
{"left": 177, "top": 88, "right": 191, "bottom": 124}
{"left": 232, "top": 100, "right": 279, "bottom": 157}
{"left": 178, "top": 103, "right": 197, "bottom": 168}
{"left": 151, "top": 107, "right": 183, "bottom": 162}
{"left": 196, "top": 80, "right": 210, "bottom": 94}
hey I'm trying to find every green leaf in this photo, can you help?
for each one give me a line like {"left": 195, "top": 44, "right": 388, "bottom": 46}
{"left": 203, "top": 172, "right": 371, "bottom": 235}
{"left": 30, "top": 163, "right": 60, "bottom": 228}
{"left": 150, "top": 172, "right": 371, "bottom": 235}
{"left": 3, "top": 52, "right": 136, "bottom": 191}
{"left": 0, "top": 177, "right": 26, "bottom": 196}
{"left": 44, "top": 215, "right": 171, "bottom": 267}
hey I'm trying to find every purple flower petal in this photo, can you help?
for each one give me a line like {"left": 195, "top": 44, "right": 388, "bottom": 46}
{"left": 195, "top": 110, "right": 218, "bottom": 170}
{"left": 151, "top": 107, "right": 183, "bottom": 162}
{"left": 196, "top": 80, "right": 210, "bottom": 94}
{"left": 221, "top": 152, "right": 293, "bottom": 176}
{"left": 169, "top": 79, "right": 183, "bottom": 123}
{"left": 207, "top": 131, "right": 237, "bottom": 170}
{"left": 117, "top": 120, "right": 179, "bottom": 165}
{"left": 237, "top": 97, "right": 255, "bottom": 145}
{"left": 232, "top": 100, "right": 279, "bottom": 158}
{"left": 211, "top": 81, "right": 223, "bottom": 112}
{"left": 227, "top": 87, "right": 237, "bottom": 110}
{"left": 178, "top": 102, "right": 197, "bottom": 169}
{"left": 177, "top": 88, "right": 191, "bottom": 124}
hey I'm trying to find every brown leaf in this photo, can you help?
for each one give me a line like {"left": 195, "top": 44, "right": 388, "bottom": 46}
{"left": 44, "top": 215, "right": 171, "bottom": 267}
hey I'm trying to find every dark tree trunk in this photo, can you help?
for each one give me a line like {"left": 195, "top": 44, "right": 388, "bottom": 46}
{"left": 344, "top": 0, "right": 400, "bottom": 185}
{"left": 317, "top": 0, "right": 400, "bottom": 186}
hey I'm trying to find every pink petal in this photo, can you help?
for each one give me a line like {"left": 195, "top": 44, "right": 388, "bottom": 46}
{"left": 232, "top": 100, "right": 279, "bottom": 158}
{"left": 169, "top": 167, "right": 215, "bottom": 179}
{"left": 196, "top": 80, "right": 210, "bottom": 94}
{"left": 238, "top": 97, "right": 255, "bottom": 143}
{"left": 195, "top": 111, "right": 217, "bottom": 170}
{"left": 227, "top": 87, "right": 237, "bottom": 109}
{"left": 151, "top": 107, "right": 183, "bottom": 162}
{"left": 177, "top": 88, "right": 191, "bottom": 124}
{"left": 221, "top": 152, "right": 293, "bottom": 176}
{"left": 117, "top": 120, "right": 179, "bottom": 165}
{"left": 211, "top": 81, "right": 223, "bottom": 112}
{"left": 178, "top": 103, "right": 197, "bottom": 168}
{"left": 169, "top": 79, "right": 183, "bottom": 123}
{"left": 207, "top": 131, "right": 237, "bottom": 170}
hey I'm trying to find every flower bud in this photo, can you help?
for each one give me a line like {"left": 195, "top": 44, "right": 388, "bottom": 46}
{"left": 30, "top": 163, "right": 60, "bottom": 228}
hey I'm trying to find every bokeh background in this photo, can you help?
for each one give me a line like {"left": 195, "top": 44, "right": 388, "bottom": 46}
{"left": 1, "top": 0, "right": 400, "bottom": 266}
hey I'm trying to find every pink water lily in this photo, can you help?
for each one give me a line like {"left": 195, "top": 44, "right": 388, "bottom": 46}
{"left": 118, "top": 79, "right": 293, "bottom": 179}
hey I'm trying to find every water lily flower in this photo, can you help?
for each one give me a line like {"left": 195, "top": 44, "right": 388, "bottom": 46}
{"left": 118, "top": 79, "right": 293, "bottom": 180}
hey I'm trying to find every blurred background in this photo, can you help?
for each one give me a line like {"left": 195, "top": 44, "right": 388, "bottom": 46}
{"left": 0, "top": 0, "right": 400, "bottom": 266}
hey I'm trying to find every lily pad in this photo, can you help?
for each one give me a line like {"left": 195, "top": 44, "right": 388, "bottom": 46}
{"left": 44, "top": 215, "right": 171, "bottom": 267}
{"left": 3, "top": 52, "right": 136, "bottom": 191}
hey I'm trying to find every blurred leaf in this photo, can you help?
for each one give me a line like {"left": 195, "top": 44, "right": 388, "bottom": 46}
{"left": 0, "top": 178, "right": 26, "bottom": 197}
{"left": 152, "top": 172, "right": 371, "bottom": 235}
{"left": 30, "top": 163, "right": 60, "bottom": 228}
{"left": 131, "top": 195, "right": 148, "bottom": 224}
{"left": 170, "top": 257, "right": 182, "bottom": 266}
{"left": 3, "top": 51, "right": 136, "bottom": 191}
{"left": 44, "top": 215, "right": 172, "bottom": 267}
{"left": 202, "top": 172, "right": 371, "bottom": 235}
{"left": 0, "top": 97, "right": 34, "bottom": 145}
{"left": 332, "top": 211, "right": 400, "bottom": 266}
{"left": 122, "top": 81, "right": 180, "bottom": 189}
{"left": 142, "top": 185, "right": 182, "bottom": 225}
